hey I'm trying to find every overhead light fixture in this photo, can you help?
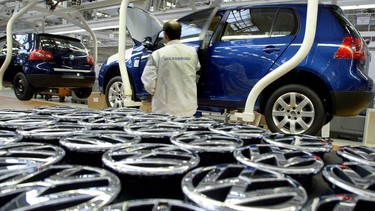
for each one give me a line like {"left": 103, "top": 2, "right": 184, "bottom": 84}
{"left": 50, "top": 25, "right": 120, "bottom": 35}
{"left": 341, "top": 4, "right": 375, "bottom": 10}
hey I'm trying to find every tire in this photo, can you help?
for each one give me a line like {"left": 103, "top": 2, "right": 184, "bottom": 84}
{"left": 73, "top": 88, "right": 92, "bottom": 99}
{"left": 264, "top": 84, "right": 326, "bottom": 135}
{"left": 105, "top": 76, "right": 126, "bottom": 107}
{"left": 13, "top": 72, "right": 34, "bottom": 101}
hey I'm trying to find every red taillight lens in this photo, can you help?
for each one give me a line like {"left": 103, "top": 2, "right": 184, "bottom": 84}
{"left": 334, "top": 36, "right": 367, "bottom": 60}
{"left": 339, "top": 164, "right": 348, "bottom": 169}
{"left": 313, "top": 156, "right": 321, "bottom": 160}
{"left": 336, "top": 194, "right": 352, "bottom": 200}
{"left": 86, "top": 56, "right": 94, "bottom": 65}
{"left": 28, "top": 49, "right": 54, "bottom": 61}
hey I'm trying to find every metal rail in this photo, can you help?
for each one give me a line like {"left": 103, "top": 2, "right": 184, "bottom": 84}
{"left": 235, "top": 0, "right": 319, "bottom": 122}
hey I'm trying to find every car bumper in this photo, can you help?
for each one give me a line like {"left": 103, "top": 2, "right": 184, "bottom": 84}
{"left": 28, "top": 74, "right": 95, "bottom": 88}
{"left": 330, "top": 91, "right": 375, "bottom": 116}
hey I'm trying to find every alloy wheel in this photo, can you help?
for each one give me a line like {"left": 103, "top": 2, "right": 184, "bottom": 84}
{"left": 108, "top": 81, "right": 125, "bottom": 107}
{"left": 271, "top": 92, "right": 315, "bottom": 134}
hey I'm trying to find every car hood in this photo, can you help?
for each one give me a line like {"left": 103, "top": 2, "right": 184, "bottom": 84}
{"left": 126, "top": 6, "right": 164, "bottom": 46}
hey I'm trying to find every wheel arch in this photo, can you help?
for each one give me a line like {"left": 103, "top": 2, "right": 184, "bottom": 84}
{"left": 5, "top": 65, "right": 23, "bottom": 85}
{"left": 258, "top": 69, "right": 332, "bottom": 115}
{"left": 103, "top": 65, "right": 137, "bottom": 100}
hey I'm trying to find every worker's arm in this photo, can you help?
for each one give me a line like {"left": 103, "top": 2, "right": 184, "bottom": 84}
{"left": 141, "top": 55, "right": 158, "bottom": 95}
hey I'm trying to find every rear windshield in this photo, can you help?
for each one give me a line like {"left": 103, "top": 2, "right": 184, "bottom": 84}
{"left": 38, "top": 35, "right": 88, "bottom": 55}
{"left": 330, "top": 8, "right": 362, "bottom": 38}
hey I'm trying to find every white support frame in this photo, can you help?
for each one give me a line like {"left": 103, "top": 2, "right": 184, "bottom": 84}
{"left": 0, "top": 0, "right": 39, "bottom": 89}
{"left": 118, "top": 0, "right": 143, "bottom": 107}
{"left": 235, "top": 0, "right": 319, "bottom": 122}
{"left": 363, "top": 108, "right": 375, "bottom": 146}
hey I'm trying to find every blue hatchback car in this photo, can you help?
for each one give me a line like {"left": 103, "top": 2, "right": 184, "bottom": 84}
{"left": 98, "top": 4, "right": 374, "bottom": 135}
{"left": 0, "top": 33, "right": 95, "bottom": 101}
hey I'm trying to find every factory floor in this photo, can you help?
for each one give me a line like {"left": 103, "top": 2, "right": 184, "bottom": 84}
{"left": 0, "top": 87, "right": 372, "bottom": 201}
{"left": 0, "top": 87, "right": 370, "bottom": 147}
{"left": 0, "top": 88, "right": 87, "bottom": 109}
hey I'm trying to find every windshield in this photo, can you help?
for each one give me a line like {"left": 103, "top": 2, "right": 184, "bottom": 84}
{"left": 38, "top": 35, "right": 88, "bottom": 55}
{"left": 179, "top": 8, "right": 222, "bottom": 43}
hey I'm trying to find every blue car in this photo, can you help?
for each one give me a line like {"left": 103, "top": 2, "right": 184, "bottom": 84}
{"left": 0, "top": 33, "right": 95, "bottom": 100}
{"left": 98, "top": 4, "right": 374, "bottom": 135}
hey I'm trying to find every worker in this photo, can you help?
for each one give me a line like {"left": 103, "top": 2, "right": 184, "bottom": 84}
{"left": 141, "top": 20, "right": 201, "bottom": 117}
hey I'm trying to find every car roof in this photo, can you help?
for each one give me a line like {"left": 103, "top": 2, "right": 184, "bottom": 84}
{"left": 0, "top": 33, "right": 81, "bottom": 42}
{"left": 37, "top": 33, "right": 81, "bottom": 42}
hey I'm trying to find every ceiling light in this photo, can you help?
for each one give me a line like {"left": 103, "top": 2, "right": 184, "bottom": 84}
{"left": 341, "top": 4, "right": 375, "bottom": 10}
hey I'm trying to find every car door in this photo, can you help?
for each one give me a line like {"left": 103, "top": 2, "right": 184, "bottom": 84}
{"left": 198, "top": 7, "right": 298, "bottom": 109}
{"left": 134, "top": 7, "right": 222, "bottom": 98}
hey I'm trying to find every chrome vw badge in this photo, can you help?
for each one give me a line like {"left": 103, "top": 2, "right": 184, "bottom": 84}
{"left": 104, "top": 199, "right": 205, "bottom": 211}
{"left": 182, "top": 164, "right": 307, "bottom": 210}
{"left": 69, "top": 54, "right": 75, "bottom": 60}
{"left": 305, "top": 194, "right": 375, "bottom": 211}
{"left": 323, "top": 162, "right": 375, "bottom": 198}
{"left": 102, "top": 143, "right": 199, "bottom": 176}
{"left": 170, "top": 131, "right": 243, "bottom": 153}
{"left": 0, "top": 143, "right": 65, "bottom": 175}
{"left": 337, "top": 146, "right": 375, "bottom": 166}
{"left": 0, "top": 130, "right": 22, "bottom": 145}
{"left": 262, "top": 133, "right": 333, "bottom": 154}
{"left": 234, "top": 144, "right": 324, "bottom": 175}
{"left": 0, "top": 165, "right": 120, "bottom": 210}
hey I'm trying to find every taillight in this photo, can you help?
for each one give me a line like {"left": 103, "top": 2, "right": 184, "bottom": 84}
{"left": 336, "top": 194, "right": 352, "bottom": 200}
{"left": 339, "top": 164, "right": 348, "bottom": 169}
{"left": 86, "top": 56, "right": 94, "bottom": 65}
{"left": 334, "top": 36, "right": 367, "bottom": 60}
{"left": 28, "top": 49, "right": 54, "bottom": 61}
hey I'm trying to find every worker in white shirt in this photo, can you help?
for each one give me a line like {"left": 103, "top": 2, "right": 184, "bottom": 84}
{"left": 141, "top": 20, "right": 201, "bottom": 117}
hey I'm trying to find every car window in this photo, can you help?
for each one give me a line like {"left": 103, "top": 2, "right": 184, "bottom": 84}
{"left": 0, "top": 37, "right": 6, "bottom": 55}
{"left": 222, "top": 7, "right": 295, "bottom": 41}
{"left": 39, "top": 35, "right": 88, "bottom": 55}
{"left": 330, "top": 8, "right": 361, "bottom": 39}
{"left": 14, "top": 34, "right": 30, "bottom": 50}
{"left": 153, "top": 9, "right": 222, "bottom": 49}
{"left": 271, "top": 8, "right": 297, "bottom": 37}
{"left": 0, "top": 35, "right": 23, "bottom": 55}
{"left": 179, "top": 9, "right": 222, "bottom": 42}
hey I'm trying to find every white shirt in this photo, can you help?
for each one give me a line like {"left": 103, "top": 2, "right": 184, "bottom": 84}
{"left": 141, "top": 40, "right": 201, "bottom": 117}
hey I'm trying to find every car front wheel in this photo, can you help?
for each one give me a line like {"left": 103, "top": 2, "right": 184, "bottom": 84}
{"left": 105, "top": 76, "right": 126, "bottom": 107}
{"left": 264, "top": 84, "right": 326, "bottom": 135}
{"left": 13, "top": 72, "right": 34, "bottom": 101}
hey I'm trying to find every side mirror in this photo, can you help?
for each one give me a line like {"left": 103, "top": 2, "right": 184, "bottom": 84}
{"left": 365, "top": 39, "right": 370, "bottom": 45}
{"left": 142, "top": 36, "right": 153, "bottom": 50}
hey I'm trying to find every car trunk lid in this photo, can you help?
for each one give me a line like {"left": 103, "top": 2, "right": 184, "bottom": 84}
{"left": 36, "top": 34, "right": 93, "bottom": 72}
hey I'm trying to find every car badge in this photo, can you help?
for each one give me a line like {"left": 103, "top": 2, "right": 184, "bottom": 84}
{"left": 69, "top": 54, "right": 75, "bottom": 60}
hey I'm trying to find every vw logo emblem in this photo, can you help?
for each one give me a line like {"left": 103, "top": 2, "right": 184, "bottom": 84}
{"left": 69, "top": 54, "right": 75, "bottom": 60}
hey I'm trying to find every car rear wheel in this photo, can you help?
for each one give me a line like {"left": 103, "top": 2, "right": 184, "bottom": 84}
{"left": 13, "top": 72, "right": 34, "bottom": 101}
{"left": 264, "top": 84, "right": 325, "bottom": 135}
{"left": 73, "top": 88, "right": 92, "bottom": 99}
{"left": 105, "top": 76, "right": 126, "bottom": 107}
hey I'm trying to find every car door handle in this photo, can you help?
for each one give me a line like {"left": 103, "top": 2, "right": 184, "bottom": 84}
{"left": 263, "top": 47, "right": 280, "bottom": 54}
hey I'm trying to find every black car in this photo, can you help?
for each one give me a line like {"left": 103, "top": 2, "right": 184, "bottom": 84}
{"left": 0, "top": 33, "right": 95, "bottom": 100}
